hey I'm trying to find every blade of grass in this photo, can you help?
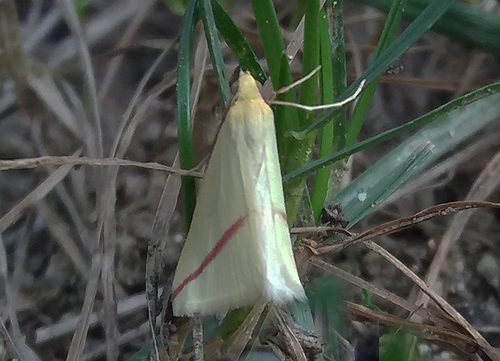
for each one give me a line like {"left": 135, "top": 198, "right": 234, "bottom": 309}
{"left": 297, "top": 0, "right": 320, "bottom": 121}
{"left": 326, "top": 0, "right": 347, "bottom": 154}
{"left": 283, "top": 0, "right": 321, "bottom": 225}
{"left": 310, "top": 1, "right": 347, "bottom": 222}
{"left": 283, "top": 80, "right": 500, "bottom": 182}
{"left": 298, "top": 0, "right": 456, "bottom": 136}
{"left": 251, "top": 0, "right": 299, "bottom": 162}
{"left": 346, "top": 0, "right": 407, "bottom": 147}
{"left": 308, "top": 277, "right": 346, "bottom": 361}
{"left": 74, "top": 0, "right": 89, "bottom": 21}
{"left": 335, "top": 90, "right": 500, "bottom": 227}
{"left": 250, "top": 0, "right": 289, "bottom": 88}
{"left": 177, "top": 0, "right": 198, "bottom": 229}
{"left": 160, "top": 0, "right": 188, "bottom": 15}
{"left": 275, "top": 57, "right": 302, "bottom": 166}
{"left": 355, "top": 0, "right": 500, "bottom": 56}
{"left": 280, "top": 2, "right": 325, "bottom": 347}
{"left": 211, "top": 0, "right": 266, "bottom": 83}
{"left": 199, "top": 0, "right": 230, "bottom": 104}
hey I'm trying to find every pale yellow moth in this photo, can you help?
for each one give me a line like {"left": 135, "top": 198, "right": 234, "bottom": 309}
{"left": 171, "top": 72, "right": 306, "bottom": 316}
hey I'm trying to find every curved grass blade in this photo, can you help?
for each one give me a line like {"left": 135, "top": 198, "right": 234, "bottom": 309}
{"left": 356, "top": 0, "right": 500, "bottom": 56}
{"left": 346, "top": 0, "right": 407, "bottom": 147}
{"left": 211, "top": 0, "right": 266, "bottom": 83}
{"left": 334, "top": 91, "right": 500, "bottom": 227}
{"left": 299, "top": 0, "right": 456, "bottom": 136}
{"left": 199, "top": 0, "right": 230, "bottom": 104}
{"left": 283, "top": 81, "right": 500, "bottom": 183}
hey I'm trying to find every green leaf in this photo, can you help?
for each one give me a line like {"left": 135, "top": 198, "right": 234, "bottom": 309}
{"left": 250, "top": 0, "right": 289, "bottom": 88}
{"left": 215, "top": 307, "right": 252, "bottom": 340}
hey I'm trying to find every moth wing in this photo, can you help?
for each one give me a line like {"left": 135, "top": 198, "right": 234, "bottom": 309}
{"left": 172, "top": 115, "right": 266, "bottom": 316}
{"left": 252, "top": 117, "right": 306, "bottom": 303}
{"left": 172, "top": 73, "right": 305, "bottom": 317}
{"left": 238, "top": 102, "right": 305, "bottom": 304}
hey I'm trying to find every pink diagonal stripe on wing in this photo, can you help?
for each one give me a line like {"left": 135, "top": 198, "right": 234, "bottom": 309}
{"left": 277, "top": 210, "right": 287, "bottom": 222}
{"left": 171, "top": 214, "right": 248, "bottom": 300}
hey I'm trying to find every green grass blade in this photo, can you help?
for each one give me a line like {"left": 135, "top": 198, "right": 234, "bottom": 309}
{"left": 177, "top": 0, "right": 198, "bottom": 229}
{"left": 283, "top": 80, "right": 500, "bottom": 182}
{"left": 250, "top": 0, "right": 289, "bottom": 88}
{"left": 346, "top": 0, "right": 407, "bottom": 147}
{"left": 327, "top": 0, "right": 348, "bottom": 153}
{"left": 335, "top": 91, "right": 500, "bottom": 227}
{"left": 300, "top": 0, "right": 456, "bottom": 136}
{"left": 311, "top": 2, "right": 346, "bottom": 223}
{"left": 381, "top": 332, "right": 422, "bottom": 361}
{"left": 298, "top": 0, "right": 320, "bottom": 121}
{"left": 74, "top": 0, "right": 89, "bottom": 21}
{"left": 199, "top": 0, "right": 230, "bottom": 104}
{"left": 251, "top": 0, "right": 299, "bottom": 162}
{"left": 211, "top": 0, "right": 266, "bottom": 83}
{"left": 308, "top": 277, "right": 346, "bottom": 360}
{"left": 283, "top": 0, "right": 321, "bottom": 224}
{"left": 355, "top": 0, "right": 500, "bottom": 56}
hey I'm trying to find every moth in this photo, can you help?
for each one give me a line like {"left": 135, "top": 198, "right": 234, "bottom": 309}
{"left": 171, "top": 72, "right": 306, "bottom": 316}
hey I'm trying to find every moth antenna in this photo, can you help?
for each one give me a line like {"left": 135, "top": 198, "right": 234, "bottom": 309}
{"left": 270, "top": 79, "right": 366, "bottom": 111}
